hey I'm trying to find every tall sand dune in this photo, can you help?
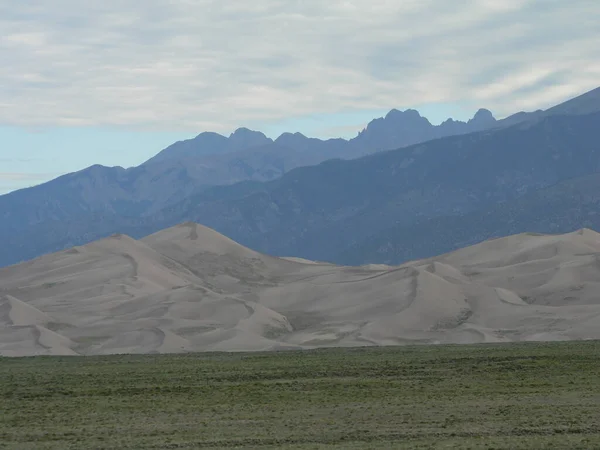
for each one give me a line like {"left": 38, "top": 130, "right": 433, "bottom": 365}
{"left": 2, "top": 224, "right": 600, "bottom": 356}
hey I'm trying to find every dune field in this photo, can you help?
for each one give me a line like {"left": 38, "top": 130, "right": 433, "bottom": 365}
{"left": 2, "top": 222, "right": 600, "bottom": 356}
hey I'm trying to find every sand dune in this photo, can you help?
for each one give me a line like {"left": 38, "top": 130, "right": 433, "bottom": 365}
{"left": 2, "top": 223, "right": 600, "bottom": 356}
{"left": 1, "top": 294, "right": 55, "bottom": 326}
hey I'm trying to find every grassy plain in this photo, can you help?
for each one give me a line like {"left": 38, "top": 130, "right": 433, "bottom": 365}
{"left": 1, "top": 341, "right": 600, "bottom": 449}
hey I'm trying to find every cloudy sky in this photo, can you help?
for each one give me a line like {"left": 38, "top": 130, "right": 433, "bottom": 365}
{"left": 1, "top": 0, "right": 599, "bottom": 193}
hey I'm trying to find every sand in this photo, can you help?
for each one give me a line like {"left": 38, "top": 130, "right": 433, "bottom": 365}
{"left": 2, "top": 223, "right": 600, "bottom": 356}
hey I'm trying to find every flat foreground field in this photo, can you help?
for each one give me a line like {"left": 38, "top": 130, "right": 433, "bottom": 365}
{"left": 1, "top": 342, "right": 600, "bottom": 449}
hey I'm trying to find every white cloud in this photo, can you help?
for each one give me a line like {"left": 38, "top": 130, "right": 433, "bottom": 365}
{"left": 0, "top": 0, "right": 598, "bottom": 133}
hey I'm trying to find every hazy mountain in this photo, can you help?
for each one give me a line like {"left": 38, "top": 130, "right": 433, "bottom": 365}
{"left": 149, "top": 111, "right": 600, "bottom": 264}
{"left": 497, "top": 86, "right": 600, "bottom": 127}
{"left": 3, "top": 222, "right": 600, "bottom": 356}
{"left": 340, "top": 171, "right": 600, "bottom": 265}
{"left": 4, "top": 108, "right": 598, "bottom": 270}
{"left": 143, "top": 106, "right": 503, "bottom": 175}
{"left": 1, "top": 86, "right": 599, "bottom": 268}
{"left": 140, "top": 103, "right": 497, "bottom": 171}
{"left": 146, "top": 128, "right": 273, "bottom": 164}
{"left": 0, "top": 106, "right": 503, "bottom": 267}
{"left": 354, "top": 109, "right": 438, "bottom": 152}
{"left": 353, "top": 107, "right": 497, "bottom": 153}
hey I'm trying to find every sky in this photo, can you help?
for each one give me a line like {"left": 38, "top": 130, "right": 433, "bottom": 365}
{"left": 1, "top": 0, "right": 599, "bottom": 194}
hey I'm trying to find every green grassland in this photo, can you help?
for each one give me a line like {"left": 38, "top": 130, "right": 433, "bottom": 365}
{"left": 1, "top": 341, "right": 600, "bottom": 449}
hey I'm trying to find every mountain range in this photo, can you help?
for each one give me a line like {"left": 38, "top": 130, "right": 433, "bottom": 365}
{"left": 3, "top": 222, "right": 600, "bottom": 356}
{"left": 1, "top": 86, "right": 599, "bottom": 268}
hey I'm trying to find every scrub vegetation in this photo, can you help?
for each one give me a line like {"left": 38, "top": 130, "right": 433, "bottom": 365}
{"left": 1, "top": 341, "right": 600, "bottom": 449}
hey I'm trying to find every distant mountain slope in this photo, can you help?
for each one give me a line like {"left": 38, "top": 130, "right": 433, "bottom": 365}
{"left": 146, "top": 86, "right": 600, "bottom": 167}
{"left": 0, "top": 105, "right": 506, "bottom": 267}
{"left": 3, "top": 223, "right": 600, "bottom": 356}
{"left": 156, "top": 111, "right": 600, "bottom": 263}
{"left": 14, "top": 109, "right": 595, "bottom": 269}
{"left": 2, "top": 110, "right": 600, "bottom": 268}
{"left": 145, "top": 128, "right": 273, "bottom": 164}
{"left": 1, "top": 86, "right": 599, "bottom": 268}
{"left": 147, "top": 107, "right": 499, "bottom": 166}
{"left": 340, "top": 172, "right": 600, "bottom": 265}
{"left": 352, "top": 107, "right": 496, "bottom": 153}
{"left": 0, "top": 105, "right": 502, "bottom": 243}
{"left": 135, "top": 105, "right": 503, "bottom": 188}
{"left": 497, "top": 86, "right": 600, "bottom": 126}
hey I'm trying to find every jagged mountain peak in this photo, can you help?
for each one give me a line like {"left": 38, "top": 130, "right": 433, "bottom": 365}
{"left": 146, "top": 129, "right": 271, "bottom": 165}
{"left": 384, "top": 108, "right": 426, "bottom": 120}
{"left": 228, "top": 127, "right": 272, "bottom": 150}
{"left": 472, "top": 108, "right": 495, "bottom": 120}
{"left": 275, "top": 131, "right": 308, "bottom": 144}
{"left": 194, "top": 131, "right": 226, "bottom": 139}
{"left": 468, "top": 108, "right": 496, "bottom": 129}
{"left": 277, "top": 131, "right": 307, "bottom": 138}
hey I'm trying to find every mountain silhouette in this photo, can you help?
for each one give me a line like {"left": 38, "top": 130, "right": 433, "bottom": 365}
{"left": 0, "top": 86, "right": 599, "bottom": 267}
